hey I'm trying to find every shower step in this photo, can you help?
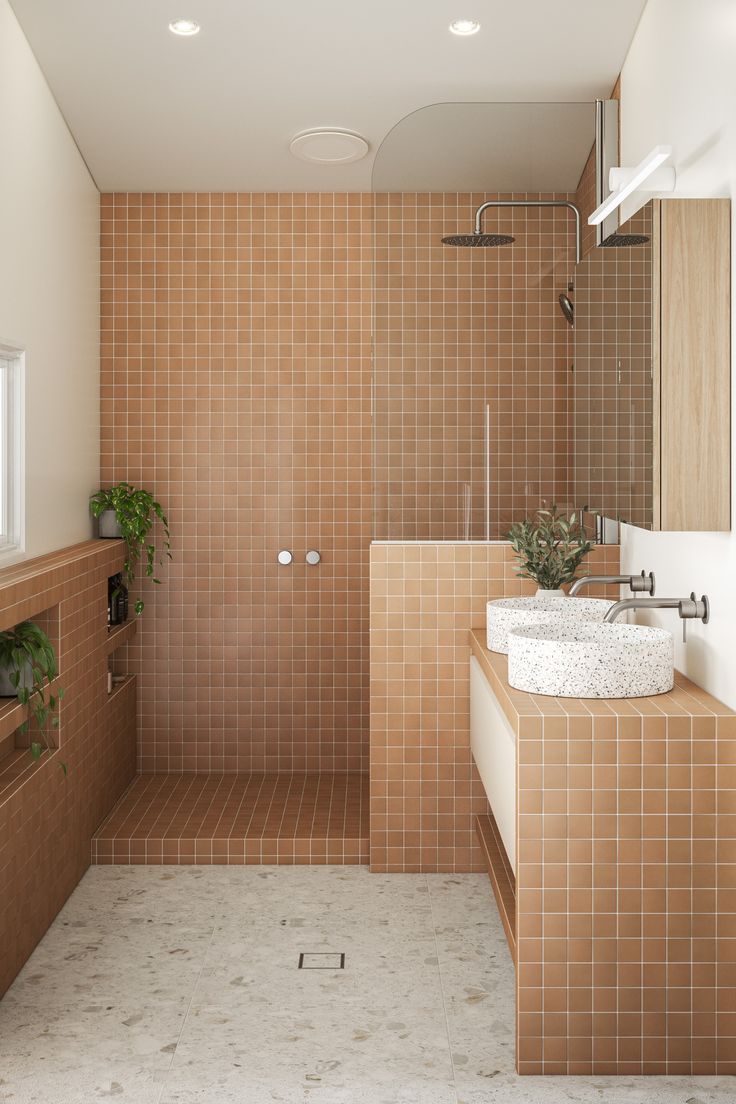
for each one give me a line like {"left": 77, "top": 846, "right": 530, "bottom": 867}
{"left": 91, "top": 772, "right": 369, "bottom": 865}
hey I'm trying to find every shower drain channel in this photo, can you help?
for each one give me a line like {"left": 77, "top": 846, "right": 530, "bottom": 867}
{"left": 298, "top": 953, "right": 346, "bottom": 970}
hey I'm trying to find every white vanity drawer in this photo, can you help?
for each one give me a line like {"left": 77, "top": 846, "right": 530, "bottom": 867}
{"left": 470, "top": 656, "right": 516, "bottom": 873}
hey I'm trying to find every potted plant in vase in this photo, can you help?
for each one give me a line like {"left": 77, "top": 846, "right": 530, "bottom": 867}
{"left": 507, "top": 505, "right": 593, "bottom": 595}
{"left": 0, "top": 621, "right": 65, "bottom": 769}
{"left": 90, "top": 482, "right": 172, "bottom": 614}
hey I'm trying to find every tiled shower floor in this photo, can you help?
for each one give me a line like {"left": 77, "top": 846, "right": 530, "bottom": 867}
{"left": 0, "top": 867, "right": 732, "bottom": 1104}
{"left": 92, "top": 772, "right": 369, "bottom": 864}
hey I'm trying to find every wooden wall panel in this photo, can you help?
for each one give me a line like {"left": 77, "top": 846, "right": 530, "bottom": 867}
{"left": 659, "top": 199, "right": 730, "bottom": 531}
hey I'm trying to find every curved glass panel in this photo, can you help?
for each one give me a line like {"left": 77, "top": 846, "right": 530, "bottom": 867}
{"left": 372, "top": 101, "right": 596, "bottom": 540}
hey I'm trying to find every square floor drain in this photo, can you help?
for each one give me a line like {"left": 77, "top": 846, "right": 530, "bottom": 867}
{"left": 298, "top": 952, "right": 345, "bottom": 970}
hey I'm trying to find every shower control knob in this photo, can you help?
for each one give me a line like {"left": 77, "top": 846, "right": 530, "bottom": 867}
{"left": 305, "top": 550, "right": 321, "bottom": 565}
{"left": 277, "top": 550, "right": 293, "bottom": 565}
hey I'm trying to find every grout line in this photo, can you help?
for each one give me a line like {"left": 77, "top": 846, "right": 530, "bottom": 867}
{"left": 426, "top": 875, "right": 460, "bottom": 1104}
{"left": 156, "top": 920, "right": 219, "bottom": 1104}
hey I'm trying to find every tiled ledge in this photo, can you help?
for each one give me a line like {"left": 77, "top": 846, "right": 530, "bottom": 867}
{"left": 92, "top": 772, "right": 369, "bottom": 865}
{"left": 0, "top": 539, "right": 118, "bottom": 585}
{"left": 0, "top": 540, "right": 125, "bottom": 634}
{"left": 105, "top": 618, "right": 137, "bottom": 656}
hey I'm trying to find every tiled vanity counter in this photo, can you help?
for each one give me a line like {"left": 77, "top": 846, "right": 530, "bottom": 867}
{"left": 469, "top": 628, "right": 736, "bottom": 1077}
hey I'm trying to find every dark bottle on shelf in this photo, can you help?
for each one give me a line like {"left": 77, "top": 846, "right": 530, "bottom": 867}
{"left": 108, "top": 573, "right": 129, "bottom": 626}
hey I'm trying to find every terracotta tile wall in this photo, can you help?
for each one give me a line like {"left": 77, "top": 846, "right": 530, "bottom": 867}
{"left": 103, "top": 191, "right": 580, "bottom": 774}
{"left": 0, "top": 541, "right": 137, "bottom": 997}
{"left": 373, "top": 193, "right": 575, "bottom": 540}
{"left": 101, "top": 193, "right": 373, "bottom": 773}
{"left": 369, "top": 542, "right": 621, "bottom": 872}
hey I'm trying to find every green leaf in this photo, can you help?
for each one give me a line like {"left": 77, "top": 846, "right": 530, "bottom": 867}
{"left": 0, "top": 620, "right": 63, "bottom": 767}
{"left": 506, "top": 504, "right": 592, "bottom": 590}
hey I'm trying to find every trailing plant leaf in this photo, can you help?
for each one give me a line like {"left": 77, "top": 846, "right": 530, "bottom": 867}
{"left": 0, "top": 621, "right": 65, "bottom": 773}
{"left": 507, "top": 505, "right": 593, "bottom": 591}
{"left": 90, "top": 482, "right": 172, "bottom": 614}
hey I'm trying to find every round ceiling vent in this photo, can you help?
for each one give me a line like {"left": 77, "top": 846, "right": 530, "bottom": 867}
{"left": 289, "top": 129, "right": 369, "bottom": 165}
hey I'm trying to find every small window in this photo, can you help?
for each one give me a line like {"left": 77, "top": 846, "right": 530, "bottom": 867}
{"left": 0, "top": 344, "right": 24, "bottom": 554}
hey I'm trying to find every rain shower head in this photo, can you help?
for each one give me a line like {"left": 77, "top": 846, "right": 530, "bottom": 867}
{"left": 441, "top": 198, "right": 582, "bottom": 262}
{"left": 558, "top": 292, "right": 574, "bottom": 326}
{"left": 600, "top": 233, "right": 650, "bottom": 247}
{"left": 441, "top": 233, "right": 515, "bottom": 247}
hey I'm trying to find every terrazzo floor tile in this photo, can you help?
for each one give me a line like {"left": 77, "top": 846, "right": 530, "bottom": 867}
{"left": 427, "top": 875, "right": 516, "bottom": 1082}
{"left": 0, "top": 867, "right": 734, "bottom": 1104}
{"left": 160, "top": 872, "right": 455, "bottom": 1102}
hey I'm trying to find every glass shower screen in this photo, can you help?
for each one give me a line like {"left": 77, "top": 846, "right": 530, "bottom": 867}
{"left": 371, "top": 101, "right": 596, "bottom": 540}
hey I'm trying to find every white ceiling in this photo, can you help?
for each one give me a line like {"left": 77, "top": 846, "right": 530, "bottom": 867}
{"left": 9, "top": 0, "right": 647, "bottom": 192}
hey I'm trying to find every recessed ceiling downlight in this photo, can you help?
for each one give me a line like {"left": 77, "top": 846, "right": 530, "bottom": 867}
{"left": 449, "top": 19, "right": 481, "bottom": 35}
{"left": 169, "top": 19, "right": 200, "bottom": 36}
{"left": 289, "top": 129, "right": 369, "bottom": 165}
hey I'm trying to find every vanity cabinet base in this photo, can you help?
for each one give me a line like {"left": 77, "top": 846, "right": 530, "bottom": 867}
{"left": 469, "top": 628, "right": 736, "bottom": 1076}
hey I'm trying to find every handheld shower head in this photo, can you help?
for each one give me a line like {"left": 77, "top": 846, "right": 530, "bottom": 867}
{"left": 558, "top": 292, "right": 574, "bottom": 326}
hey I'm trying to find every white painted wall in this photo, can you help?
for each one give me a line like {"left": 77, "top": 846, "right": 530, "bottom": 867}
{"left": 619, "top": 0, "right": 736, "bottom": 707}
{"left": 0, "top": 0, "right": 98, "bottom": 562}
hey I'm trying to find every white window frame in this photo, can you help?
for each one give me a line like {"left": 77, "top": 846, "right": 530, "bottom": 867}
{"left": 0, "top": 342, "right": 25, "bottom": 556}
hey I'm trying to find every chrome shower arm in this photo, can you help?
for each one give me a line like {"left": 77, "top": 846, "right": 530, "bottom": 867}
{"left": 473, "top": 199, "right": 581, "bottom": 265}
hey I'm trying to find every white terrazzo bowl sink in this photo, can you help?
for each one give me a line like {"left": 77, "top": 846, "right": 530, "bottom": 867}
{"left": 486, "top": 595, "right": 614, "bottom": 655}
{"left": 507, "top": 622, "right": 674, "bottom": 698}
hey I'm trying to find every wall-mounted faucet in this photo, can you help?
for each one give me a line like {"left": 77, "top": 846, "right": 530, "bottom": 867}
{"left": 604, "top": 592, "right": 710, "bottom": 630}
{"left": 569, "top": 570, "right": 655, "bottom": 597}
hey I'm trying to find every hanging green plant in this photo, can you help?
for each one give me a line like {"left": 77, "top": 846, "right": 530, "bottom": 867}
{"left": 0, "top": 621, "right": 65, "bottom": 771}
{"left": 90, "top": 482, "right": 172, "bottom": 614}
{"left": 507, "top": 505, "right": 593, "bottom": 591}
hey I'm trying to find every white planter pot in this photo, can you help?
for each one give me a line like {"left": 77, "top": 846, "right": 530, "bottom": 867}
{"left": 0, "top": 660, "right": 33, "bottom": 697}
{"left": 98, "top": 509, "right": 123, "bottom": 539}
{"left": 536, "top": 587, "right": 565, "bottom": 597}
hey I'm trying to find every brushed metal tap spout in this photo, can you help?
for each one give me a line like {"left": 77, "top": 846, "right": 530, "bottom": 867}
{"left": 569, "top": 571, "right": 655, "bottom": 597}
{"left": 604, "top": 594, "right": 710, "bottom": 624}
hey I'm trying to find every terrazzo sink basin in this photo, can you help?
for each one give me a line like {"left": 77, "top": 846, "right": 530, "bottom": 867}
{"left": 507, "top": 622, "right": 674, "bottom": 698}
{"left": 486, "top": 595, "right": 614, "bottom": 654}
